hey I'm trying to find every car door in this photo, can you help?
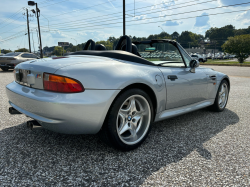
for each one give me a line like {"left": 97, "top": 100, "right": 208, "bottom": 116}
{"left": 21, "top": 54, "right": 30, "bottom": 62}
{"left": 158, "top": 43, "right": 208, "bottom": 110}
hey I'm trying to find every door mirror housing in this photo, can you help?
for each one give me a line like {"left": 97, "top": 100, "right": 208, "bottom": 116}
{"left": 190, "top": 59, "right": 199, "bottom": 68}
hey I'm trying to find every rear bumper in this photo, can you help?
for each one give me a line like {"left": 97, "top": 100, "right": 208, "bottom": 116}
{"left": 0, "top": 63, "right": 14, "bottom": 69}
{"left": 6, "top": 81, "right": 120, "bottom": 134}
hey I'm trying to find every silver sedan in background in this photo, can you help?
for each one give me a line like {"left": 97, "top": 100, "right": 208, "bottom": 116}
{"left": 0, "top": 52, "right": 39, "bottom": 71}
{"left": 6, "top": 36, "right": 230, "bottom": 151}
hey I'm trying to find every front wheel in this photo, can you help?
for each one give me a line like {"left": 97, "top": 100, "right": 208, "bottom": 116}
{"left": 101, "top": 89, "right": 153, "bottom": 151}
{"left": 209, "top": 80, "right": 229, "bottom": 112}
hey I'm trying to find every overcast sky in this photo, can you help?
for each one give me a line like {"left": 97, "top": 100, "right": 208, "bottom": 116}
{"left": 0, "top": 0, "right": 250, "bottom": 51}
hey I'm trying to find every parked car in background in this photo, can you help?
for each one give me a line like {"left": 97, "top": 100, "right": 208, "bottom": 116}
{"left": 191, "top": 54, "right": 207, "bottom": 62}
{"left": 206, "top": 53, "right": 212, "bottom": 59}
{"left": 0, "top": 52, "right": 39, "bottom": 71}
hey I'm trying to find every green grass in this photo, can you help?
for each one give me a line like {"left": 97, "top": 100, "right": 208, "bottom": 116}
{"left": 202, "top": 59, "right": 250, "bottom": 66}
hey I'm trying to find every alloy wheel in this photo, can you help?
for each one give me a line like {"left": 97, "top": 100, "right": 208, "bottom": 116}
{"left": 116, "top": 95, "right": 151, "bottom": 145}
{"left": 218, "top": 83, "right": 228, "bottom": 109}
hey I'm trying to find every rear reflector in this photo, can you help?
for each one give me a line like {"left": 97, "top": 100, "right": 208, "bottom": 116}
{"left": 43, "top": 73, "right": 84, "bottom": 93}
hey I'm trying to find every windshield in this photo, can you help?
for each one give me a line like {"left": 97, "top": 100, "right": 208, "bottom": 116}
{"left": 135, "top": 42, "right": 185, "bottom": 67}
{"left": 4, "top": 52, "right": 21, "bottom": 56}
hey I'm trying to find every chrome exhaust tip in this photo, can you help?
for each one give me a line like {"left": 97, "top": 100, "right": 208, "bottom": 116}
{"left": 27, "top": 120, "right": 42, "bottom": 130}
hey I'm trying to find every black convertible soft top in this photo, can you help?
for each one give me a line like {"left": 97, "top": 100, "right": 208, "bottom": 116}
{"left": 69, "top": 50, "right": 155, "bottom": 66}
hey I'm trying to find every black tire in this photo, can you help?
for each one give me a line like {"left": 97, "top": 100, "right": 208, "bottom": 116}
{"left": 1, "top": 68, "right": 9, "bottom": 71}
{"left": 100, "top": 89, "right": 154, "bottom": 151}
{"left": 209, "top": 80, "right": 229, "bottom": 112}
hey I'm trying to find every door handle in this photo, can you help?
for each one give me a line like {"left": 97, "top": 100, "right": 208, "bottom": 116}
{"left": 168, "top": 75, "right": 178, "bottom": 81}
{"left": 209, "top": 75, "right": 216, "bottom": 80}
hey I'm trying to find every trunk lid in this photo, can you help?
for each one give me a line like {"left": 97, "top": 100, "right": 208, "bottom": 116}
{"left": 0, "top": 56, "right": 16, "bottom": 64}
{"left": 14, "top": 55, "right": 112, "bottom": 89}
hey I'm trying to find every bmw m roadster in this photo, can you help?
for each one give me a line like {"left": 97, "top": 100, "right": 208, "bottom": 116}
{"left": 6, "top": 36, "right": 230, "bottom": 151}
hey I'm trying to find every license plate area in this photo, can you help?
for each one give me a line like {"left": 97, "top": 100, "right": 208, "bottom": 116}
{"left": 16, "top": 69, "right": 31, "bottom": 86}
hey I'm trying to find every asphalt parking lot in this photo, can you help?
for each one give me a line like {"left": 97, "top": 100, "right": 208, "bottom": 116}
{"left": 0, "top": 66, "right": 250, "bottom": 186}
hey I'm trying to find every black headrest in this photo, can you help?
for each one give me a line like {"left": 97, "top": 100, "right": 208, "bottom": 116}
{"left": 95, "top": 44, "right": 106, "bottom": 51}
{"left": 131, "top": 43, "right": 141, "bottom": 57}
{"left": 115, "top": 35, "right": 132, "bottom": 52}
{"left": 84, "top": 39, "right": 95, "bottom": 50}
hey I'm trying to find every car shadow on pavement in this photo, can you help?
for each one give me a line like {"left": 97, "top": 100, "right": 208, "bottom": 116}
{"left": 0, "top": 108, "right": 239, "bottom": 186}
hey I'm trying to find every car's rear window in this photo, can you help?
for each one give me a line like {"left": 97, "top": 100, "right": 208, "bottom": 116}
{"left": 4, "top": 52, "right": 21, "bottom": 56}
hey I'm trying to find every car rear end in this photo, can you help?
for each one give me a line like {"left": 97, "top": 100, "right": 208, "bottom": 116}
{"left": 0, "top": 56, "right": 19, "bottom": 70}
{"left": 6, "top": 57, "right": 120, "bottom": 134}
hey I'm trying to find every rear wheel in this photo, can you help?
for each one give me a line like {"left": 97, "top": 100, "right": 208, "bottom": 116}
{"left": 209, "top": 80, "right": 229, "bottom": 112}
{"left": 1, "top": 68, "right": 9, "bottom": 71}
{"left": 101, "top": 89, "right": 153, "bottom": 151}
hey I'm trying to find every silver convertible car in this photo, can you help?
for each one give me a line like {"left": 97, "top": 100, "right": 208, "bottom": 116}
{"left": 6, "top": 36, "right": 230, "bottom": 151}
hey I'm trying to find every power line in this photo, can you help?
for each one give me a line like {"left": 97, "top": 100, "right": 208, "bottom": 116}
{"left": 38, "top": 3, "right": 250, "bottom": 31}
{"left": 42, "top": 0, "right": 121, "bottom": 21}
{"left": 0, "top": 33, "right": 26, "bottom": 43}
{"left": 45, "top": 0, "right": 205, "bottom": 27}
{"left": 41, "top": 0, "right": 200, "bottom": 26}
{"left": 39, "top": 0, "right": 70, "bottom": 8}
{"left": 0, "top": 24, "right": 26, "bottom": 35}
{"left": 0, "top": 15, "right": 24, "bottom": 30}
{"left": 0, "top": 8, "right": 23, "bottom": 27}
{"left": 45, "top": 0, "right": 216, "bottom": 29}
{"left": 36, "top": 8, "right": 250, "bottom": 33}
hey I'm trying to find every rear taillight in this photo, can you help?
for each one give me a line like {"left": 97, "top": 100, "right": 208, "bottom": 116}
{"left": 43, "top": 73, "right": 84, "bottom": 93}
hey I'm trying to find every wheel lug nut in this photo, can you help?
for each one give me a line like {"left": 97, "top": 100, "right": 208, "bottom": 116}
{"left": 132, "top": 112, "right": 136, "bottom": 115}
{"left": 132, "top": 119, "right": 135, "bottom": 122}
{"left": 128, "top": 123, "right": 130, "bottom": 127}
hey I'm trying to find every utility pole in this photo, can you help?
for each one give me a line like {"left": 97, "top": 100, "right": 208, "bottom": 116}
{"left": 36, "top": 3, "right": 43, "bottom": 58}
{"left": 28, "top": 1, "right": 43, "bottom": 58}
{"left": 123, "top": 0, "right": 125, "bottom": 35}
{"left": 26, "top": 9, "right": 31, "bottom": 53}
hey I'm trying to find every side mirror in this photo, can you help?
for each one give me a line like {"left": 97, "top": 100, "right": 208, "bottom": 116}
{"left": 190, "top": 59, "right": 199, "bottom": 68}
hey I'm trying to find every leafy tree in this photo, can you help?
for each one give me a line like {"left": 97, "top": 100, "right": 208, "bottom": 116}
{"left": 15, "top": 48, "right": 29, "bottom": 52}
{"left": 171, "top": 31, "right": 180, "bottom": 41}
{"left": 2, "top": 49, "right": 12, "bottom": 54}
{"left": 96, "top": 40, "right": 113, "bottom": 50}
{"left": 222, "top": 34, "right": 250, "bottom": 63}
{"left": 205, "top": 25, "right": 235, "bottom": 50}
{"left": 53, "top": 46, "right": 66, "bottom": 56}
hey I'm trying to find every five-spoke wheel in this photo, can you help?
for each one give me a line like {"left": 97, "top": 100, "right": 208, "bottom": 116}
{"left": 210, "top": 79, "right": 229, "bottom": 112}
{"left": 117, "top": 95, "right": 151, "bottom": 145}
{"left": 101, "top": 89, "right": 153, "bottom": 151}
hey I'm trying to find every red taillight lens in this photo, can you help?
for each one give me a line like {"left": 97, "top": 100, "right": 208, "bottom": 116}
{"left": 43, "top": 73, "right": 84, "bottom": 93}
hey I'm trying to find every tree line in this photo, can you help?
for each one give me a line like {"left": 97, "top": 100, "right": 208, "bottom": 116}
{"left": 2, "top": 24, "right": 249, "bottom": 56}
{"left": 46, "top": 24, "right": 249, "bottom": 55}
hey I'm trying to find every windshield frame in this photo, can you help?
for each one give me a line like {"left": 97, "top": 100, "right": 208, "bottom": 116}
{"left": 133, "top": 39, "right": 189, "bottom": 68}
